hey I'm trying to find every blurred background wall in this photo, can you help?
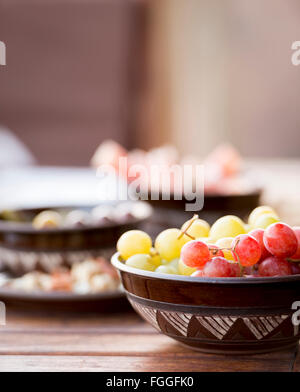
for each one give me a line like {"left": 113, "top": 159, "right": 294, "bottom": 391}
{"left": 0, "top": 0, "right": 300, "bottom": 165}
{"left": 0, "top": 0, "right": 146, "bottom": 165}
{"left": 144, "top": 0, "right": 300, "bottom": 157}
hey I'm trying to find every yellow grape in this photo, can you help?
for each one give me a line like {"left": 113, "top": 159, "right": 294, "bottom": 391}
{"left": 32, "top": 210, "right": 62, "bottom": 229}
{"left": 155, "top": 265, "right": 177, "bottom": 274}
{"left": 149, "top": 247, "right": 161, "bottom": 267}
{"left": 248, "top": 206, "right": 278, "bottom": 227}
{"left": 215, "top": 237, "right": 235, "bottom": 261}
{"left": 253, "top": 213, "right": 279, "bottom": 229}
{"left": 117, "top": 230, "right": 152, "bottom": 260}
{"left": 154, "top": 228, "right": 190, "bottom": 261}
{"left": 210, "top": 215, "right": 246, "bottom": 241}
{"left": 178, "top": 258, "right": 196, "bottom": 275}
{"left": 181, "top": 218, "right": 210, "bottom": 238}
{"left": 125, "top": 254, "right": 156, "bottom": 271}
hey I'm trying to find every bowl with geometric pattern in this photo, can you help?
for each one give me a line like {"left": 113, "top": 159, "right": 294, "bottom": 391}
{"left": 112, "top": 252, "right": 300, "bottom": 354}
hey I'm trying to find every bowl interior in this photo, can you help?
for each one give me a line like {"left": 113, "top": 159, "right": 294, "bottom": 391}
{"left": 0, "top": 201, "right": 152, "bottom": 234}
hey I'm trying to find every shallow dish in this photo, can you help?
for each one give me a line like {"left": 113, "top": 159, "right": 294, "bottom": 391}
{"left": 112, "top": 253, "right": 300, "bottom": 354}
{"left": 0, "top": 285, "right": 128, "bottom": 313}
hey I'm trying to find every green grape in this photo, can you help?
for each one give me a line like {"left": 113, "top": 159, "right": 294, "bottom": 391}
{"left": 117, "top": 230, "right": 152, "bottom": 260}
{"left": 167, "top": 258, "right": 179, "bottom": 273}
{"left": 125, "top": 254, "right": 156, "bottom": 271}
{"left": 181, "top": 218, "right": 210, "bottom": 238}
{"left": 253, "top": 213, "right": 279, "bottom": 229}
{"left": 210, "top": 215, "right": 246, "bottom": 241}
{"left": 169, "top": 258, "right": 179, "bottom": 269}
{"left": 248, "top": 206, "right": 278, "bottom": 227}
{"left": 149, "top": 247, "right": 161, "bottom": 267}
{"left": 154, "top": 228, "right": 190, "bottom": 261}
{"left": 178, "top": 258, "right": 196, "bottom": 276}
{"left": 155, "top": 265, "right": 177, "bottom": 274}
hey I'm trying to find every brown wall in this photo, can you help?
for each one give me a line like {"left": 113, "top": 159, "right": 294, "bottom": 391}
{"left": 0, "top": 0, "right": 146, "bottom": 165}
{"left": 145, "top": 0, "right": 300, "bottom": 158}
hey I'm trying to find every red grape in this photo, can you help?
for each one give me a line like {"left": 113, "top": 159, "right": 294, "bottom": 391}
{"left": 263, "top": 223, "right": 298, "bottom": 257}
{"left": 258, "top": 256, "right": 292, "bottom": 276}
{"left": 192, "top": 257, "right": 241, "bottom": 277}
{"left": 208, "top": 245, "right": 224, "bottom": 258}
{"left": 243, "top": 265, "right": 259, "bottom": 276}
{"left": 232, "top": 234, "right": 261, "bottom": 267}
{"left": 290, "top": 227, "right": 300, "bottom": 261}
{"left": 181, "top": 240, "right": 211, "bottom": 268}
{"left": 290, "top": 262, "right": 300, "bottom": 275}
{"left": 248, "top": 228, "right": 271, "bottom": 261}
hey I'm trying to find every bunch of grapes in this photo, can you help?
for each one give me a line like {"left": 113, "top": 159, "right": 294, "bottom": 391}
{"left": 116, "top": 206, "right": 300, "bottom": 278}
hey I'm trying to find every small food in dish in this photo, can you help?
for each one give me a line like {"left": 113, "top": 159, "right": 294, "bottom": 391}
{"left": 115, "top": 206, "right": 300, "bottom": 278}
{"left": 32, "top": 210, "right": 63, "bottom": 229}
{"left": 0, "top": 257, "right": 120, "bottom": 294}
{"left": 64, "top": 210, "right": 92, "bottom": 227}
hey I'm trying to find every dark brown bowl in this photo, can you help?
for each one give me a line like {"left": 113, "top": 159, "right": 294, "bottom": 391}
{"left": 147, "top": 189, "right": 261, "bottom": 216}
{"left": 143, "top": 189, "right": 261, "bottom": 236}
{"left": 0, "top": 202, "right": 152, "bottom": 274}
{"left": 112, "top": 253, "right": 300, "bottom": 354}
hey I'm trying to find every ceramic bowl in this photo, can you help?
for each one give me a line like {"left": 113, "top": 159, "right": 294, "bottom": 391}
{"left": 0, "top": 202, "right": 152, "bottom": 275}
{"left": 112, "top": 253, "right": 300, "bottom": 354}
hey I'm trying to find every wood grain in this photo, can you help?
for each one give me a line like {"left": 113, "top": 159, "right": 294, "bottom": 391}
{"left": 0, "top": 353, "right": 296, "bottom": 372}
{"left": 0, "top": 311, "right": 298, "bottom": 372}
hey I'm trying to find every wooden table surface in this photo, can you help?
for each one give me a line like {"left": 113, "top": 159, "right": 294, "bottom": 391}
{"left": 0, "top": 308, "right": 299, "bottom": 372}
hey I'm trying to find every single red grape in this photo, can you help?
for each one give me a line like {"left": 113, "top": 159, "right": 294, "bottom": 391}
{"left": 289, "top": 261, "right": 300, "bottom": 275}
{"left": 248, "top": 228, "right": 271, "bottom": 261}
{"left": 192, "top": 256, "right": 241, "bottom": 277}
{"left": 181, "top": 240, "right": 211, "bottom": 268}
{"left": 208, "top": 245, "right": 224, "bottom": 258}
{"left": 263, "top": 223, "right": 298, "bottom": 258}
{"left": 290, "top": 227, "right": 300, "bottom": 261}
{"left": 258, "top": 256, "right": 292, "bottom": 276}
{"left": 232, "top": 234, "right": 261, "bottom": 267}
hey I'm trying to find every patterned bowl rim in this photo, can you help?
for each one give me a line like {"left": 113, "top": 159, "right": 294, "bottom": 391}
{"left": 0, "top": 201, "right": 152, "bottom": 234}
{"left": 111, "top": 252, "right": 300, "bottom": 285}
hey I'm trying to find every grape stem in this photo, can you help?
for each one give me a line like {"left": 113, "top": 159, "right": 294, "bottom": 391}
{"left": 231, "top": 239, "right": 244, "bottom": 277}
{"left": 177, "top": 214, "right": 198, "bottom": 240}
{"left": 209, "top": 239, "right": 244, "bottom": 277}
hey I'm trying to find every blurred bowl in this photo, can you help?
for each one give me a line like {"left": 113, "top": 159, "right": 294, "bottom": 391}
{"left": 0, "top": 202, "right": 152, "bottom": 275}
{"left": 112, "top": 253, "right": 300, "bottom": 354}
{"left": 144, "top": 189, "right": 261, "bottom": 236}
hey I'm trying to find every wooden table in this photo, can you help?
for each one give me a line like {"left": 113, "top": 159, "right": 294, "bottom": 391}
{"left": 0, "top": 309, "right": 299, "bottom": 372}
